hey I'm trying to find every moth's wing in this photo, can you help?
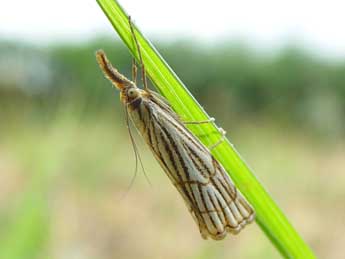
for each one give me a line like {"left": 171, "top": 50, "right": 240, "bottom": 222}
{"left": 205, "top": 159, "right": 255, "bottom": 239}
{"left": 176, "top": 136, "right": 255, "bottom": 240}
{"left": 145, "top": 89, "right": 255, "bottom": 240}
{"left": 157, "top": 117, "right": 255, "bottom": 240}
{"left": 146, "top": 89, "right": 181, "bottom": 121}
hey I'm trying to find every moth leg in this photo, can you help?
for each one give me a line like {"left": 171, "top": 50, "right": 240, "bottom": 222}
{"left": 209, "top": 128, "right": 226, "bottom": 151}
{"left": 128, "top": 16, "right": 149, "bottom": 91}
{"left": 132, "top": 58, "right": 138, "bottom": 85}
{"left": 183, "top": 117, "right": 215, "bottom": 125}
{"left": 183, "top": 118, "right": 226, "bottom": 150}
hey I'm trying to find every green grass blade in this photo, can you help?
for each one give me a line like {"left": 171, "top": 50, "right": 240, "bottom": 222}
{"left": 96, "top": 1, "right": 317, "bottom": 258}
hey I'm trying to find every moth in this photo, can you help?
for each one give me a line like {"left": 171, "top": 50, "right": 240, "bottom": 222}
{"left": 95, "top": 19, "right": 255, "bottom": 240}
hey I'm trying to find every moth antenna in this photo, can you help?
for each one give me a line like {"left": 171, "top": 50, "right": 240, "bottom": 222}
{"left": 124, "top": 104, "right": 152, "bottom": 188}
{"left": 120, "top": 106, "right": 139, "bottom": 199}
{"left": 128, "top": 16, "right": 149, "bottom": 91}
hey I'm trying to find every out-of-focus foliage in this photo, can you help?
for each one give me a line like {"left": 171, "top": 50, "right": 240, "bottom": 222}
{"left": 1, "top": 38, "right": 344, "bottom": 136}
{"left": 0, "top": 38, "right": 344, "bottom": 259}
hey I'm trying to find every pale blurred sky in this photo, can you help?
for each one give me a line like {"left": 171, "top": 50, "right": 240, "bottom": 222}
{"left": 1, "top": 0, "right": 345, "bottom": 57}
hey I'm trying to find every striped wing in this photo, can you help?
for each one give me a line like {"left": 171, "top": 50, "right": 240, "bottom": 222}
{"left": 130, "top": 92, "right": 255, "bottom": 240}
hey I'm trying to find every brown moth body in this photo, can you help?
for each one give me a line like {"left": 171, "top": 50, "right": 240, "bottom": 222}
{"left": 96, "top": 49, "right": 255, "bottom": 240}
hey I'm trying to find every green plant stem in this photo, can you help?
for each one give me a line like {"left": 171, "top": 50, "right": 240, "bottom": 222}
{"left": 96, "top": 1, "right": 317, "bottom": 258}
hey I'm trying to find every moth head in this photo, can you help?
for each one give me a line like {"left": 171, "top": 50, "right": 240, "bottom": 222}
{"left": 120, "top": 85, "right": 143, "bottom": 105}
{"left": 96, "top": 50, "right": 145, "bottom": 108}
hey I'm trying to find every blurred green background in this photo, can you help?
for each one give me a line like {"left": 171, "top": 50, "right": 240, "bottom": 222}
{"left": 1, "top": 1, "right": 345, "bottom": 258}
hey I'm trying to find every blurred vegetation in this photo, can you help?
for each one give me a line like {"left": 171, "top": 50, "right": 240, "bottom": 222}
{"left": 0, "top": 38, "right": 344, "bottom": 259}
{"left": 1, "top": 38, "right": 345, "bottom": 136}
